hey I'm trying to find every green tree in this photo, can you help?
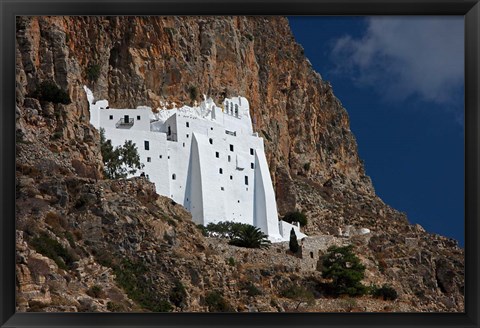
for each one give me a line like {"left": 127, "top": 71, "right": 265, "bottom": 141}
{"left": 321, "top": 245, "right": 367, "bottom": 296}
{"left": 282, "top": 211, "right": 308, "bottom": 227}
{"left": 100, "top": 128, "right": 144, "bottom": 179}
{"left": 280, "top": 284, "right": 315, "bottom": 310}
{"left": 86, "top": 63, "right": 101, "bottom": 82}
{"left": 228, "top": 224, "right": 271, "bottom": 249}
{"left": 289, "top": 228, "right": 299, "bottom": 253}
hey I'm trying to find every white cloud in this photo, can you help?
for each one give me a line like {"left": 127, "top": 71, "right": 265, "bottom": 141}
{"left": 331, "top": 17, "right": 464, "bottom": 105}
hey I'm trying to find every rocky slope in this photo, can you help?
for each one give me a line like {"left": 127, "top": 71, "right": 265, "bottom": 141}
{"left": 15, "top": 16, "right": 464, "bottom": 312}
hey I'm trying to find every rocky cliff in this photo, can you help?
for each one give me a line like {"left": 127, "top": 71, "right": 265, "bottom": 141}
{"left": 15, "top": 16, "right": 464, "bottom": 312}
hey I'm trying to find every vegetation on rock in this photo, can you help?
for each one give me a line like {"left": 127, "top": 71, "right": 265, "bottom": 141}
{"left": 32, "top": 80, "right": 71, "bottom": 105}
{"left": 321, "top": 245, "right": 367, "bottom": 296}
{"left": 86, "top": 63, "right": 101, "bottom": 82}
{"left": 228, "top": 224, "right": 271, "bottom": 249}
{"left": 29, "top": 233, "right": 77, "bottom": 270}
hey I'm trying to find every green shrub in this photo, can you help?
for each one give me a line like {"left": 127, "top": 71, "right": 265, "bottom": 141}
{"left": 169, "top": 280, "right": 187, "bottom": 307}
{"left": 32, "top": 80, "right": 71, "bottom": 105}
{"left": 86, "top": 285, "right": 105, "bottom": 298}
{"left": 112, "top": 258, "right": 172, "bottom": 312}
{"left": 188, "top": 85, "right": 198, "bottom": 102}
{"left": 227, "top": 257, "right": 235, "bottom": 266}
{"left": 280, "top": 284, "right": 314, "bottom": 310}
{"left": 245, "top": 34, "right": 254, "bottom": 41}
{"left": 205, "top": 291, "right": 233, "bottom": 312}
{"left": 86, "top": 63, "right": 101, "bottom": 82}
{"left": 303, "top": 162, "right": 311, "bottom": 171}
{"left": 321, "top": 245, "right": 367, "bottom": 297}
{"left": 195, "top": 224, "right": 208, "bottom": 236}
{"left": 282, "top": 211, "right": 307, "bottom": 227}
{"left": 289, "top": 228, "right": 300, "bottom": 253}
{"left": 30, "top": 233, "right": 76, "bottom": 270}
{"left": 107, "top": 301, "right": 126, "bottom": 312}
{"left": 371, "top": 284, "right": 398, "bottom": 301}
{"left": 242, "top": 282, "right": 262, "bottom": 297}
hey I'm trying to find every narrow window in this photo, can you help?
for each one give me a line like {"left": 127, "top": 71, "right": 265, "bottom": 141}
{"left": 230, "top": 144, "right": 234, "bottom": 152}
{"left": 210, "top": 127, "right": 213, "bottom": 130}
{"left": 144, "top": 140, "right": 150, "bottom": 150}
{"left": 250, "top": 148, "right": 254, "bottom": 155}
{"left": 172, "top": 174, "right": 176, "bottom": 180}
{"left": 183, "top": 142, "right": 185, "bottom": 147}
{"left": 221, "top": 187, "right": 224, "bottom": 191}
{"left": 230, "top": 175, "right": 233, "bottom": 180}
{"left": 245, "top": 176, "right": 248, "bottom": 185}
{"left": 186, "top": 134, "right": 189, "bottom": 138}
{"left": 215, "top": 152, "right": 219, "bottom": 158}
{"left": 219, "top": 168, "right": 223, "bottom": 174}
{"left": 251, "top": 163, "right": 254, "bottom": 169}
{"left": 147, "top": 157, "right": 151, "bottom": 162}
{"left": 209, "top": 138, "right": 213, "bottom": 144}
{"left": 137, "top": 115, "right": 141, "bottom": 120}
{"left": 168, "top": 156, "right": 170, "bottom": 159}
{"left": 159, "top": 155, "right": 162, "bottom": 159}
{"left": 228, "top": 155, "right": 231, "bottom": 162}
{"left": 310, "top": 252, "right": 314, "bottom": 259}
{"left": 109, "top": 115, "right": 113, "bottom": 120}
{"left": 186, "top": 122, "right": 189, "bottom": 127}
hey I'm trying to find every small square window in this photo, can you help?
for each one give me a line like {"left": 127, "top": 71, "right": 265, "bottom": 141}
{"left": 147, "top": 157, "right": 151, "bottom": 162}
{"left": 251, "top": 163, "right": 254, "bottom": 169}
{"left": 211, "top": 127, "right": 213, "bottom": 130}
{"left": 230, "top": 144, "right": 234, "bottom": 152}
{"left": 137, "top": 115, "right": 141, "bottom": 120}
{"left": 219, "top": 168, "right": 223, "bottom": 174}
{"left": 144, "top": 140, "right": 150, "bottom": 150}
{"left": 159, "top": 155, "right": 163, "bottom": 159}
{"left": 221, "top": 187, "right": 224, "bottom": 191}
{"left": 250, "top": 148, "right": 254, "bottom": 155}
{"left": 109, "top": 115, "right": 113, "bottom": 120}
{"left": 215, "top": 152, "right": 219, "bottom": 158}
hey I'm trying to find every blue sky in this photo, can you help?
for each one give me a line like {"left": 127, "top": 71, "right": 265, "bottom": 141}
{"left": 288, "top": 16, "right": 465, "bottom": 246}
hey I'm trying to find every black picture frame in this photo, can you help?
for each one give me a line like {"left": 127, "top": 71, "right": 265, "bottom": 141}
{"left": 1, "top": 1, "right": 478, "bottom": 327}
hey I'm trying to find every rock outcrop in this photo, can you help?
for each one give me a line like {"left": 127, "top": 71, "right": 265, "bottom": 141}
{"left": 15, "top": 16, "right": 464, "bottom": 312}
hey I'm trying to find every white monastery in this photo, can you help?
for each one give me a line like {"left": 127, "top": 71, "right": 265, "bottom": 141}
{"left": 85, "top": 86, "right": 306, "bottom": 242}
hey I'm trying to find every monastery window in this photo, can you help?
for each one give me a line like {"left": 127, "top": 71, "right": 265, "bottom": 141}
{"left": 144, "top": 140, "right": 150, "bottom": 150}
{"left": 211, "top": 127, "right": 213, "bottom": 130}
{"left": 168, "top": 156, "right": 170, "bottom": 159}
{"left": 137, "top": 115, "right": 141, "bottom": 121}
{"left": 159, "top": 155, "right": 163, "bottom": 159}
{"left": 221, "top": 187, "right": 224, "bottom": 191}
{"left": 172, "top": 174, "right": 176, "bottom": 180}
{"left": 186, "top": 134, "right": 189, "bottom": 138}
{"left": 230, "top": 175, "right": 233, "bottom": 180}
{"left": 251, "top": 163, "right": 254, "bottom": 169}
{"left": 250, "top": 148, "right": 254, "bottom": 155}
{"left": 228, "top": 155, "right": 231, "bottom": 162}
{"left": 245, "top": 176, "right": 248, "bottom": 185}
{"left": 147, "top": 157, "right": 151, "bottom": 162}
{"left": 310, "top": 252, "right": 314, "bottom": 259}
{"left": 183, "top": 142, "right": 185, "bottom": 147}
{"left": 109, "top": 115, "right": 113, "bottom": 120}
{"left": 219, "top": 168, "right": 223, "bottom": 174}
{"left": 235, "top": 104, "right": 239, "bottom": 117}
{"left": 215, "top": 152, "right": 219, "bottom": 158}
{"left": 230, "top": 144, "right": 234, "bottom": 152}
{"left": 209, "top": 138, "right": 213, "bottom": 145}
{"left": 186, "top": 122, "right": 190, "bottom": 127}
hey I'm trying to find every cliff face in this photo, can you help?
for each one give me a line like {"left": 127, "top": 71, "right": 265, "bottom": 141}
{"left": 15, "top": 16, "right": 464, "bottom": 312}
